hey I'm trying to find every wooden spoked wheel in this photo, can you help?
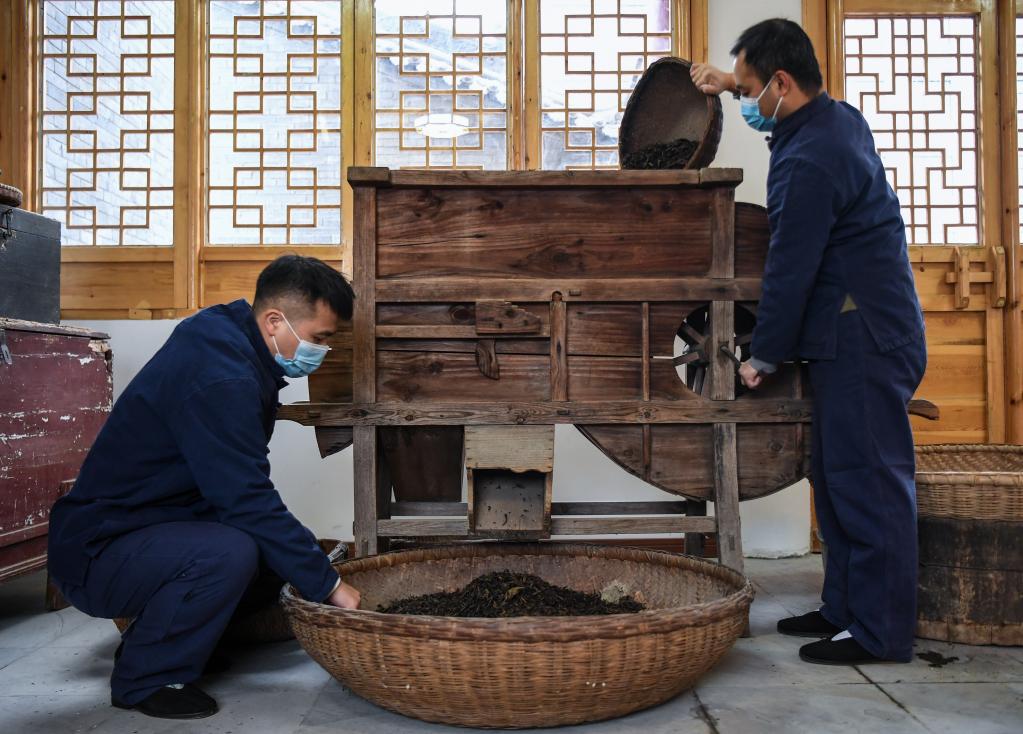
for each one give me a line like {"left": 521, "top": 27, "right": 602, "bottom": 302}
{"left": 673, "top": 302, "right": 757, "bottom": 398}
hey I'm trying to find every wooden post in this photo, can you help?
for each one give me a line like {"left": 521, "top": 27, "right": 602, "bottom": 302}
{"left": 708, "top": 187, "right": 744, "bottom": 575}
{"left": 352, "top": 183, "right": 378, "bottom": 556}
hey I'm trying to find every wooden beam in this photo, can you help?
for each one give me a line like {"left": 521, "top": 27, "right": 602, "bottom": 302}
{"left": 376, "top": 515, "right": 718, "bottom": 537}
{"left": 391, "top": 500, "right": 702, "bottom": 517}
{"left": 346, "top": 167, "right": 743, "bottom": 188}
{"left": 375, "top": 277, "right": 763, "bottom": 303}
{"left": 277, "top": 398, "right": 814, "bottom": 426}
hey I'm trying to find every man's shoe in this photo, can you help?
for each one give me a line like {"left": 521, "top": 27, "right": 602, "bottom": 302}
{"left": 799, "top": 635, "right": 895, "bottom": 666}
{"left": 112, "top": 683, "right": 218, "bottom": 719}
{"left": 776, "top": 610, "right": 842, "bottom": 638}
{"left": 115, "top": 641, "right": 232, "bottom": 675}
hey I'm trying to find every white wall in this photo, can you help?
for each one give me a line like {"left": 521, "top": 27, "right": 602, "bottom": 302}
{"left": 65, "top": 0, "right": 813, "bottom": 559}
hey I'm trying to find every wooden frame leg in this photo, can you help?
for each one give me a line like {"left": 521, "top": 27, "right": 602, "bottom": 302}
{"left": 353, "top": 425, "right": 379, "bottom": 557}
{"left": 376, "top": 437, "right": 392, "bottom": 554}
{"left": 684, "top": 499, "right": 707, "bottom": 556}
{"left": 713, "top": 422, "right": 744, "bottom": 575}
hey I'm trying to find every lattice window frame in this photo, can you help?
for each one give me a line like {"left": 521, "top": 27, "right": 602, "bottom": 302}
{"left": 206, "top": 0, "right": 346, "bottom": 248}
{"left": 842, "top": 13, "right": 982, "bottom": 247}
{"left": 372, "top": 1, "right": 510, "bottom": 170}
{"left": 535, "top": 0, "right": 674, "bottom": 170}
{"left": 38, "top": 0, "right": 177, "bottom": 248}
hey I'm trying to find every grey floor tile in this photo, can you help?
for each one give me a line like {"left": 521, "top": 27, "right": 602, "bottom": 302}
{"left": 863, "top": 640, "right": 1023, "bottom": 684}
{"left": 694, "top": 681, "right": 931, "bottom": 734}
{"left": 877, "top": 682, "right": 1023, "bottom": 734}
{"left": 0, "top": 645, "right": 112, "bottom": 697}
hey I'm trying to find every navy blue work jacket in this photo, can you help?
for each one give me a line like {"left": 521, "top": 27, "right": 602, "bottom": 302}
{"left": 48, "top": 300, "right": 339, "bottom": 603}
{"left": 751, "top": 93, "right": 925, "bottom": 365}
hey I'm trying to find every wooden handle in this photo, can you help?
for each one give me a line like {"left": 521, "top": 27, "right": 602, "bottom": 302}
{"left": 990, "top": 246, "right": 1007, "bottom": 308}
{"left": 908, "top": 399, "right": 940, "bottom": 421}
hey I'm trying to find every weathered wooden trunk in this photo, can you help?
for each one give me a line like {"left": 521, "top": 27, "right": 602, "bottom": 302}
{"left": 0, "top": 319, "right": 112, "bottom": 583}
{"left": 0, "top": 208, "right": 60, "bottom": 324}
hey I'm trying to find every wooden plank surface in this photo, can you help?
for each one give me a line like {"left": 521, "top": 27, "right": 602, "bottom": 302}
{"left": 376, "top": 187, "right": 715, "bottom": 279}
{"left": 375, "top": 277, "right": 762, "bottom": 302}
{"left": 464, "top": 425, "right": 555, "bottom": 472}
{"left": 348, "top": 166, "right": 743, "bottom": 187}
{"left": 376, "top": 515, "right": 719, "bottom": 537}
{"left": 278, "top": 398, "right": 814, "bottom": 426}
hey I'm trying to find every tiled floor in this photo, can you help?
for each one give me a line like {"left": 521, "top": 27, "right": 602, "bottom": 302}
{"left": 1, "top": 556, "right": 1020, "bottom": 733}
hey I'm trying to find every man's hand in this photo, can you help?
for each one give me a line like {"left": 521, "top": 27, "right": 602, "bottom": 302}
{"left": 739, "top": 361, "right": 763, "bottom": 390}
{"left": 690, "top": 63, "right": 736, "bottom": 96}
{"left": 327, "top": 580, "right": 361, "bottom": 609}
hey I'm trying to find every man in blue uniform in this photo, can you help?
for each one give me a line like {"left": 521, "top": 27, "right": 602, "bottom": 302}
{"left": 692, "top": 19, "right": 926, "bottom": 665}
{"left": 48, "top": 255, "right": 359, "bottom": 718}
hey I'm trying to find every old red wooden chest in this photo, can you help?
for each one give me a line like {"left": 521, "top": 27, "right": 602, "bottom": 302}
{"left": 0, "top": 318, "right": 111, "bottom": 582}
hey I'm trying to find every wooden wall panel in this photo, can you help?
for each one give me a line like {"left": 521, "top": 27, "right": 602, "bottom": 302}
{"left": 61, "top": 262, "right": 175, "bottom": 311}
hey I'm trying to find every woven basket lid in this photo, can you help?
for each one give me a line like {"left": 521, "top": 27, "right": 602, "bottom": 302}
{"left": 619, "top": 57, "right": 723, "bottom": 170}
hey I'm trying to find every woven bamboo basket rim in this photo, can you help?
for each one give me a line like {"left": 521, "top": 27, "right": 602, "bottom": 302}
{"left": 916, "top": 444, "right": 1023, "bottom": 488}
{"left": 281, "top": 542, "right": 753, "bottom": 643}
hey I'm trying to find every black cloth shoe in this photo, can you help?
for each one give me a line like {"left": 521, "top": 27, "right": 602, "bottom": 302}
{"left": 776, "top": 610, "right": 842, "bottom": 638}
{"left": 112, "top": 683, "right": 218, "bottom": 719}
{"left": 115, "top": 640, "right": 232, "bottom": 675}
{"left": 799, "top": 636, "right": 892, "bottom": 666}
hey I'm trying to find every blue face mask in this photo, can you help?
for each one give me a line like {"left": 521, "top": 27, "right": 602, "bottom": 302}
{"left": 272, "top": 314, "right": 330, "bottom": 378}
{"left": 740, "top": 78, "right": 784, "bottom": 132}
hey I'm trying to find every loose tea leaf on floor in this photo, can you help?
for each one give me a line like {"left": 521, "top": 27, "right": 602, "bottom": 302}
{"left": 621, "top": 137, "right": 699, "bottom": 169}
{"left": 377, "top": 570, "right": 645, "bottom": 617}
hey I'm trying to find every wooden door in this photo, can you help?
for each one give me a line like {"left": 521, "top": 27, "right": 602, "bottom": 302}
{"left": 805, "top": 0, "right": 1021, "bottom": 446}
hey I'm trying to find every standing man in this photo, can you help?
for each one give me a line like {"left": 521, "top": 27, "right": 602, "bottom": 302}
{"left": 691, "top": 19, "right": 926, "bottom": 665}
{"left": 49, "top": 255, "right": 360, "bottom": 718}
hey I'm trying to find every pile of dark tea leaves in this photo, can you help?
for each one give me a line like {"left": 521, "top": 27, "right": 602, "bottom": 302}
{"left": 621, "top": 137, "right": 699, "bottom": 169}
{"left": 377, "top": 570, "right": 645, "bottom": 617}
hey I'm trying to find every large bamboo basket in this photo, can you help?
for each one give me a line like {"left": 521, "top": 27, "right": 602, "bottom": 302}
{"left": 915, "top": 445, "right": 1023, "bottom": 645}
{"left": 281, "top": 543, "right": 753, "bottom": 729}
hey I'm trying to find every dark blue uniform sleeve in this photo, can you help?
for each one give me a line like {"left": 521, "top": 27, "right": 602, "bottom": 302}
{"left": 750, "top": 157, "right": 838, "bottom": 366}
{"left": 169, "top": 377, "right": 340, "bottom": 603}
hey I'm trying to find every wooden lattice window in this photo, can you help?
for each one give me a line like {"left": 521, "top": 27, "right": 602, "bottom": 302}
{"left": 843, "top": 15, "right": 980, "bottom": 246}
{"left": 539, "top": 0, "right": 672, "bottom": 170}
{"left": 40, "top": 0, "right": 175, "bottom": 246}
{"left": 374, "top": 0, "right": 508, "bottom": 170}
{"left": 207, "top": 0, "right": 344, "bottom": 246}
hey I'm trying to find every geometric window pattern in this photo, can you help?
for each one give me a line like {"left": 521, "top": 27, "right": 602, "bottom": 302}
{"left": 539, "top": 0, "right": 672, "bottom": 170}
{"left": 207, "top": 0, "right": 343, "bottom": 246}
{"left": 40, "top": 0, "right": 175, "bottom": 247}
{"left": 844, "top": 15, "right": 980, "bottom": 245}
{"left": 374, "top": 0, "right": 509, "bottom": 170}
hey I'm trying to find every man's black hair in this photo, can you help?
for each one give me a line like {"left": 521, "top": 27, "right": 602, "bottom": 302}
{"left": 730, "top": 18, "right": 823, "bottom": 94}
{"left": 253, "top": 255, "right": 354, "bottom": 321}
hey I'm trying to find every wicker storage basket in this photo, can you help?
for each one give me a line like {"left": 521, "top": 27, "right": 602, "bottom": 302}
{"left": 113, "top": 538, "right": 345, "bottom": 643}
{"left": 282, "top": 542, "right": 753, "bottom": 729}
{"left": 618, "top": 57, "right": 723, "bottom": 171}
{"left": 915, "top": 445, "right": 1023, "bottom": 645}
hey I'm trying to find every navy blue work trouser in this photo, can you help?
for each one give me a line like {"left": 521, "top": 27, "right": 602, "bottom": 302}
{"left": 809, "top": 310, "right": 926, "bottom": 662}
{"left": 53, "top": 521, "right": 279, "bottom": 704}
